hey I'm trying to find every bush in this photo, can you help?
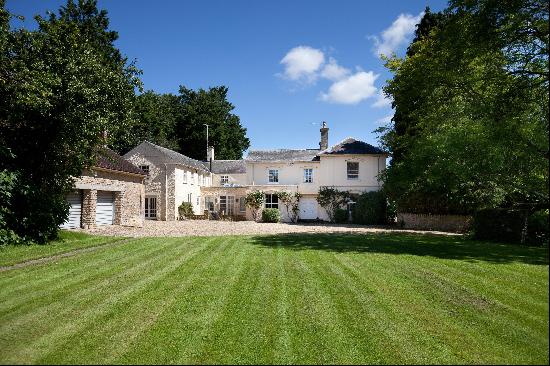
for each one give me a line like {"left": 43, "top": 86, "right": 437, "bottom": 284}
{"left": 262, "top": 208, "right": 280, "bottom": 223}
{"left": 527, "top": 209, "right": 549, "bottom": 246}
{"left": 334, "top": 208, "right": 348, "bottom": 223}
{"left": 473, "top": 208, "right": 548, "bottom": 245}
{"left": 352, "top": 191, "right": 387, "bottom": 225}
{"left": 178, "top": 202, "right": 194, "bottom": 219}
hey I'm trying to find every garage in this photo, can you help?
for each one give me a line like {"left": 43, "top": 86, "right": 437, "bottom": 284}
{"left": 96, "top": 191, "right": 114, "bottom": 225}
{"left": 299, "top": 197, "right": 318, "bottom": 220}
{"left": 60, "top": 191, "right": 82, "bottom": 229}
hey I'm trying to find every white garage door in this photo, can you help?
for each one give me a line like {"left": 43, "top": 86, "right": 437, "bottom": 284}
{"left": 96, "top": 191, "right": 114, "bottom": 226}
{"left": 60, "top": 191, "right": 82, "bottom": 229}
{"left": 299, "top": 197, "right": 318, "bottom": 220}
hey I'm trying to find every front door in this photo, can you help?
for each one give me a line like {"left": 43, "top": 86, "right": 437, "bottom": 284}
{"left": 145, "top": 197, "right": 157, "bottom": 219}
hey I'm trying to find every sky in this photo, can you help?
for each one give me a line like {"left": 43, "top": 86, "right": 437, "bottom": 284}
{"left": 7, "top": 0, "right": 448, "bottom": 152}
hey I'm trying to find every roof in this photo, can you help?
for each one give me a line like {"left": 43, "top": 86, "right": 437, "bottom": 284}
{"left": 139, "top": 141, "right": 209, "bottom": 172}
{"left": 246, "top": 149, "right": 321, "bottom": 162}
{"left": 208, "top": 160, "right": 247, "bottom": 174}
{"left": 95, "top": 146, "right": 147, "bottom": 176}
{"left": 320, "top": 137, "right": 387, "bottom": 155}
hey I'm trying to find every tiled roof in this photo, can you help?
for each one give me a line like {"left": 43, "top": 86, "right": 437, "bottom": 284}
{"left": 208, "top": 160, "right": 247, "bottom": 174}
{"left": 320, "top": 138, "right": 387, "bottom": 155}
{"left": 95, "top": 147, "right": 147, "bottom": 175}
{"left": 141, "top": 141, "right": 210, "bottom": 172}
{"left": 246, "top": 149, "right": 321, "bottom": 162}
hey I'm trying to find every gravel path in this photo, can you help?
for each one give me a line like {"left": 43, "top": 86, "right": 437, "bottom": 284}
{"left": 74, "top": 220, "right": 461, "bottom": 237}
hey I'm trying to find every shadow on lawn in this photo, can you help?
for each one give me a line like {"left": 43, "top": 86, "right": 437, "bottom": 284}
{"left": 250, "top": 233, "right": 549, "bottom": 265}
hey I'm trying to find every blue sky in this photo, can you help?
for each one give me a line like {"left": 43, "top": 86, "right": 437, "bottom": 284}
{"left": 7, "top": 0, "right": 448, "bottom": 151}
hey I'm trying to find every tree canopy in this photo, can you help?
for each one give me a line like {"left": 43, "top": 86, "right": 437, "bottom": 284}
{"left": 0, "top": 0, "right": 140, "bottom": 243}
{"left": 379, "top": 0, "right": 548, "bottom": 214}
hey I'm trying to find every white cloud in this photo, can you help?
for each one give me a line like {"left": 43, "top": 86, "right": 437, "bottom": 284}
{"left": 280, "top": 46, "right": 325, "bottom": 83}
{"left": 376, "top": 114, "right": 394, "bottom": 125}
{"left": 371, "top": 89, "right": 392, "bottom": 108}
{"left": 370, "top": 12, "right": 423, "bottom": 58}
{"left": 320, "top": 57, "right": 350, "bottom": 81}
{"left": 320, "top": 71, "right": 378, "bottom": 104}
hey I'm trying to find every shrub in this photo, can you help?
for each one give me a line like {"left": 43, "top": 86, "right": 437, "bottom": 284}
{"left": 245, "top": 190, "right": 264, "bottom": 222}
{"left": 334, "top": 208, "right": 349, "bottom": 223}
{"left": 277, "top": 191, "right": 301, "bottom": 223}
{"left": 178, "top": 202, "right": 194, "bottom": 219}
{"left": 352, "top": 191, "right": 387, "bottom": 225}
{"left": 262, "top": 208, "right": 281, "bottom": 223}
{"left": 317, "top": 187, "right": 349, "bottom": 223}
{"left": 472, "top": 208, "right": 545, "bottom": 244}
{"left": 527, "top": 209, "right": 549, "bottom": 246}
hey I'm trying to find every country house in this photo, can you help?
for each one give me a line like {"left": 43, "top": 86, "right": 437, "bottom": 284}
{"left": 124, "top": 122, "right": 388, "bottom": 222}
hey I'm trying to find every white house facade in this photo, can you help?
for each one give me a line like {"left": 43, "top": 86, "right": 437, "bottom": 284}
{"left": 124, "top": 122, "right": 388, "bottom": 222}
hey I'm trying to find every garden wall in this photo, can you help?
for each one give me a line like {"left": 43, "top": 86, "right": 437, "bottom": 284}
{"left": 397, "top": 213, "right": 472, "bottom": 233}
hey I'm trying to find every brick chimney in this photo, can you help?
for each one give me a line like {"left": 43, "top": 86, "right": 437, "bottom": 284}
{"left": 319, "top": 121, "right": 329, "bottom": 150}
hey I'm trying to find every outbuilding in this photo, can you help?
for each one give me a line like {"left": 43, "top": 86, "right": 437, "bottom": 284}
{"left": 61, "top": 147, "right": 147, "bottom": 229}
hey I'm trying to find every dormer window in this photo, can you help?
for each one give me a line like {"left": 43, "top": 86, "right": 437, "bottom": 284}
{"left": 139, "top": 165, "right": 149, "bottom": 175}
{"left": 268, "top": 169, "right": 279, "bottom": 183}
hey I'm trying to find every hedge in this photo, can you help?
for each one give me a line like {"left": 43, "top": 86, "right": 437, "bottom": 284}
{"left": 352, "top": 191, "right": 387, "bottom": 225}
{"left": 473, "top": 208, "right": 548, "bottom": 245}
{"left": 262, "top": 208, "right": 280, "bottom": 223}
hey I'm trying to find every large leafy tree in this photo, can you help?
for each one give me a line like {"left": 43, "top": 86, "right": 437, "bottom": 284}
{"left": 379, "top": 0, "right": 548, "bottom": 214}
{"left": 176, "top": 86, "right": 250, "bottom": 160}
{"left": 115, "top": 91, "right": 180, "bottom": 153}
{"left": 0, "top": 0, "right": 140, "bottom": 243}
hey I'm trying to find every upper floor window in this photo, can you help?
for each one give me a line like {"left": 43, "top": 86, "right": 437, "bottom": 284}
{"left": 347, "top": 162, "right": 359, "bottom": 180}
{"left": 268, "top": 169, "right": 279, "bottom": 183}
{"left": 191, "top": 172, "right": 195, "bottom": 185}
{"left": 265, "top": 194, "right": 279, "bottom": 209}
{"left": 183, "top": 171, "right": 188, "bottom": 184}
{"left": 303, "top": 168, "right": 313, "bottom": 183}
{"left": 221, "top": 175, "right": 229, "bottom": 184}
{"left": 139, "top": 165, "right": 149, "bottom": 175}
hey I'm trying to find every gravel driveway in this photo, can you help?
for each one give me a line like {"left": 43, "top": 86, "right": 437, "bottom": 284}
{"left": 74, "top": 220, "right": 461, "bottom": 237}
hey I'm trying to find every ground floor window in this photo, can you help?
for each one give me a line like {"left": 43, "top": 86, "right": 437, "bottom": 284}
{"left": 205, "top": 196, "right": 215, "bottom": 212}
{"left": 145, "top": 197, "right": 157, "bottom": 219}
{"left": 220, "top": 195, "right": 235, "bottom": 215}
{"left": 265, "top": 194, "right": 278, "bottom": 209}
{"left": 239, "top": 197, "right": 246, "bottom": 212}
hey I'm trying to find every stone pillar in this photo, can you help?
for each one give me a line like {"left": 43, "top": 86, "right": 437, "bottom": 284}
{"left": 81, "top": 189, "right": 97, "bottom": 229}
{"left": 114, "top": 191, "right": 123, "bottom": 225}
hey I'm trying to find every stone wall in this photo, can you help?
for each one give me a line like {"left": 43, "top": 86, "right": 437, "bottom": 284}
{"left": 397, "top": 213, "right": 472, "bottom": 233}
{"left": 75, "top": 169, "right": 145, "bottom": 228}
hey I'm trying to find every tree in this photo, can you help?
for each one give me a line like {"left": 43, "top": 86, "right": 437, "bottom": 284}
{"left": 245, "top": 191, "right": 264, "bottom": 222}
{"left": 176, "top": 86, "right": 250, "bottom": 160}
{"left": 317, "top": 187, "right": 350, "bottom": 223}
{"left": 276, "top": 191, "right": 301, "bottom": 223}
{"left": 379, "top": 0, "right": 548, "bottom": 214}
{"left": 115, "top": 91, "right": 180, "bottom": 153}
{"left": 0, "top": 0, "right": 140, "bottom": 243}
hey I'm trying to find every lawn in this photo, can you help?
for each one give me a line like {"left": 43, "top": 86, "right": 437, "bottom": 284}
{"left": 0, "top": 233, "right": 547, "bottom": 364}
{"left": 0, "top": 231, "right": 124, "bottom": 267}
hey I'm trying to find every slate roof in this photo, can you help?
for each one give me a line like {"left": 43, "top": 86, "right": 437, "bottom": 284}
{"left": 140, "top": 141, "right": 210, "bottom": 172}
{"left": 320, "top": 138, "right": 387, "bottom": 155}
{"left": 95, "top": 146, "right": 147, "bottom": 175}
{"left": 246, "top": 149, "right": 321, "bottom": 162}
{"left": 208, "top": 160, "right": 247, "bottom": 174}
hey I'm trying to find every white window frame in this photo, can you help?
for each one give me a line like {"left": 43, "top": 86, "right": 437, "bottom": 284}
{"left": 268, "top": 169, "right": 279, "bottom": 183}
{"left": 347, "top": 162, "right": 359, "bottom": 180}
{"left": 265, "top": 194, "right": 279, "bottom": 209}
{"left": 221, "top": 175, "right": 229, "bottom": 184}
{"left": 303, "top": 168, "right": 313, "bottom": 183}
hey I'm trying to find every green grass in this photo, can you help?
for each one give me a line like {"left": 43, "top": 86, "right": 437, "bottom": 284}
{"left": 0, "top": 233, "right": 547, "bottom": 364}
{"left": 0, "top": 231, "right": 123, "bottom": 267}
